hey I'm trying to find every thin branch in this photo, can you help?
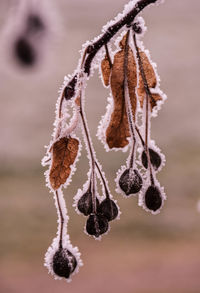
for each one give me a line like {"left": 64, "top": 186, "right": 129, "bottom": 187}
{"left": 84, "top": 0, "right": 158, "bottom": 75}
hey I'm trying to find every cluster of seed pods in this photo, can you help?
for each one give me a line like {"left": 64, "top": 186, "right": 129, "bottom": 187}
{"left": 42, "top": 0, "right": 166, "bottom": 282}
{"left": 99, "top": 26, "right": 166, "bottom": 214}
{"left": 1, "top": 0, "right": 54, "bottom": 70}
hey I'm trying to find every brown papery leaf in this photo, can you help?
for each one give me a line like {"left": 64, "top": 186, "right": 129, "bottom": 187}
{"left": 101, "top": 55, "right": 111, "bottom": 87}
{"left": 106, "top": 34, "right": 137, "bottom": 149}
{"left": 137, "top": 50, "right": 160, "bottom": 109}
{"left": 49, "top": 137, "right": 79, "bottom": 190}
{"left": 150, "top": 93, "right": 162, "bottom": 110}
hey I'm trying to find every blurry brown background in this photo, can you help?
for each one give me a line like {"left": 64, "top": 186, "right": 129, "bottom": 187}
{"left": 0, "top": 0, "right": 200, "bottom": 292}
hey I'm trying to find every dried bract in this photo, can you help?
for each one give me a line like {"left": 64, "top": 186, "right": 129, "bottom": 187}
{"left": 49, "top": 137, "right": 79, "bottom": 190}
{"left": 101, "top": 55, "right": 111, "bottom": 87}
{"left": 105, "top": 34, "right": 137, "bottom": 149}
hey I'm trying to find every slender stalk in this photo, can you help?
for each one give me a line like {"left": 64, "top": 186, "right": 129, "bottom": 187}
{"left": 79, "top": 96, "right": 97, "bottom": 213}
{"left": 95, "top": 161, "right": 110, "bottom": 199}
{"left": 135, "top": 125, "right": 145, "bottom": 146}
{"left": 55, "top": 191, "right": 64, "bottom": 249}
{"left": 123, "top": 30, "right": 136, "bottom": 169}
{"left": 133, "top": 33, "right": 154, "bottom": 185}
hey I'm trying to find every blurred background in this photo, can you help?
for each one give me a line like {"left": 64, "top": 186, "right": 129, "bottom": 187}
{"left": 0, "top": 0, "right": 200, "bottom": 292}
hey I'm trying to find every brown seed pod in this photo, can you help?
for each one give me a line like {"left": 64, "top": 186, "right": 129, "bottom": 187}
{"left": 105, "top": 34, "right": 137, "bottom": 149}
{"left": 49, "top": 137, "right": 79, "bottom": 190}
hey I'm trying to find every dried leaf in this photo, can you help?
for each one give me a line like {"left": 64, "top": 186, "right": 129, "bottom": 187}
{"left": 49, "top": 137, "right": 79, "bottom": 190}
{"left": 137, "top": 50, "right": 161, "bottom": 109}
{"left": 150, "top": 93, "right": 162, "bottom": 110}
{"left": 106, "top": 34, "right": 137, "bottom": 149}
{"left": 101, "top": 55, "right": 111, "bottom": 87}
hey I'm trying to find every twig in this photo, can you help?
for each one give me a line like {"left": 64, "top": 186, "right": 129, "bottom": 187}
{"left": 84, "top": 0, "right": 158, "bottom": 75}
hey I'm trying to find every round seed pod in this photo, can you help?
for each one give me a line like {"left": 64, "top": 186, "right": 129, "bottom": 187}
{"left": 118, "top": 168, "right": 143, "bottom": 196}
{"left": 141, "top": 148, "right": 162, "bottom": 171}
{"left": 52, "top": 248, "right": 77, "bottom": 279}
{"left": 64, "top": 75, "right": 77, "bottom": 100}
{"left": 86, "top": 213, "right": 109, "bottom": 237}
{"left": 26, "top": 14, "right": 45, "bottom": 34}
{"left": 132, "top": 22, "right": 143, "bottom": 34}
{"left": 98, "top": 198, "right": 118, "bottom": 221}
{"left": 14, "top": 36, "right": 36, "bottom": 66}
{"left": 145, "top": 185, "right": 162, "bottom": 212}
{"left": 77, "top": 189, "right": 99, "bottom": 216}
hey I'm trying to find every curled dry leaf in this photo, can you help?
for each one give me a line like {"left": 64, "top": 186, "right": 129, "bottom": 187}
{"left": 49, "top": 137, "right": 79, "bottom": 190}
{"left": 106, "top": 34, "right": 137, "bottom": 149}
{"left": 101, "top": 55, "right": 112, "bottom": 87}
{"left": 150, "top": 93, "right": 162, "bottom": 110}
{"left": 137, "top": 50, "right": 162, "bottom": 109}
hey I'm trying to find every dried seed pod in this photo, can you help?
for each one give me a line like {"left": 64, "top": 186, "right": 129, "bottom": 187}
{"left": 26, "top": 14, "right": 45, "bottom": 34}
{"left": 145, "top": 185, "right": 162, "bottom": 211}
{"left": 101, "top": 55, "right": 111, "bottom": 87}
{"left": 49, "top": 137, "right": 79, "bottom": 190}
{"left": 119, "top": 168, "right": 142, "bottom": 196}
{"left": 132, "top": 22, "right": 143, "bottom": 34}
{"left": 98, "top": 198, "right": 118, "bottom": 221}
{"left": 105, "top": 33, "right": 137, "bottom": 149}
{"left": 64, "top": 75, "right": 78, "bottom": 101}
{"left": 86, "top": 213, "right": 109, "bottom": 237}
{"left": 14, "top": 36, "right": 36, "bottom": 66}
{"left": 52, "top": 248, "right": 77, "bottom": 279}
{"left": 77, "top": 187, "right": 99, "bottom": 216}
{"left": 141, "top": 148, "right": 162, "bottom": 171}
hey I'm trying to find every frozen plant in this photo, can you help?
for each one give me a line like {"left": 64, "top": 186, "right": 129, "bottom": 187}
{"left": 42, "top": 0, "right": 167, "bottom": 281}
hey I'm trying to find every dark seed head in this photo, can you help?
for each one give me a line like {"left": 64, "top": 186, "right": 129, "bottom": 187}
{"left": 77, "top": 189, "right": 99, "bottom": 216}
{"left": 53, "top": 248, "right": 77, "bottom": 279}
{"left": 132, "top": 22, "right": 143, "bottom": 34}
{"left": 26, "top": 14, "right": 45, "bottom": 34}
{"left": 86, "top": 213, "right": 109, "bottom": 237}
{"left": 64, "top": 75, "right": 77, "bottom": 101}
{"left": 141, "top": 148, "right": 162, "bottom": 171}
{"left": 118, "top": 168, "right": 143, "bottom": 196}
{"left": 145, "top": 185, "right": 162, "bottom": 212}
{"left": 14, "top": 37, "right": 36, "bottom": 66}
{"left": 98, "top": 198, "right": 118, "bottom": 221}
{"left": 86, "top": 45, "right": 93, "bottom": 54}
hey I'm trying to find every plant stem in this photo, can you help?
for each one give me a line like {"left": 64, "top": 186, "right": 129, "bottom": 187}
{"left": 79, "top": 96, "right": 97, "bottom": 213}
{"left": 135, "top": 125, "right": 145, "bottom": 146}
{"left": 95, "top": 161, "right": 110, "bottom": 199}
{"left": 123, "top": 30, "right": 136, "bottom": 169}
{"left": 133, "top": 33, "right": 154, "bottom": 185}
{"left": 55, "top": 190, "right": 64, "bottom": 249}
